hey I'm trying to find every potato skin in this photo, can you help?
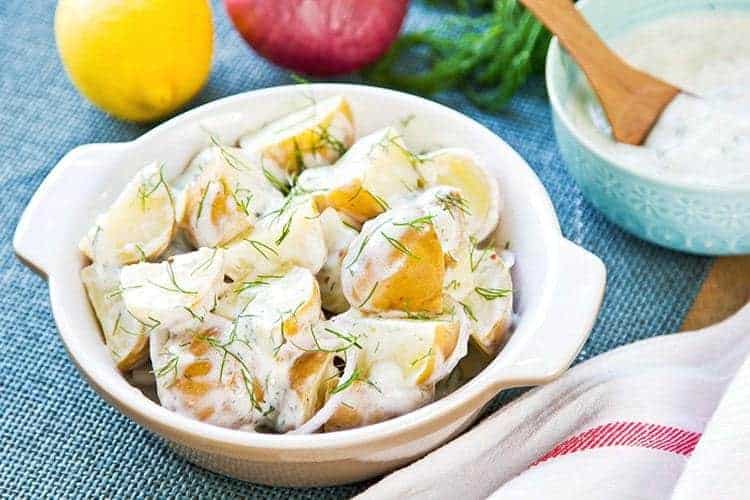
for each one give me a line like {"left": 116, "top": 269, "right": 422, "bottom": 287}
{"left": 347, "top": 226, "right": 445, "bottom": 314}
{"left": 324, "top": 180, "right": 387, "bottom": 223}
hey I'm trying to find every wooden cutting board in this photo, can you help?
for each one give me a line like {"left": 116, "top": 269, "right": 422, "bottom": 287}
{"left": 681, "top": 256, "right": 750, "bottom": 331}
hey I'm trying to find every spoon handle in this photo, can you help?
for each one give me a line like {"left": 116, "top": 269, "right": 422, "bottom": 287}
{"left": 520, "top": 0, "right": 679, "bottom": 145}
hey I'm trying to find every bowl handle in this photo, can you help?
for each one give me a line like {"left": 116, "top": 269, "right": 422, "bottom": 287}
{"left": 487, "top": 238, "right": 606, "bottom": 391}
{"left": 13, "top": 143, "right": 123, "bottom": 279}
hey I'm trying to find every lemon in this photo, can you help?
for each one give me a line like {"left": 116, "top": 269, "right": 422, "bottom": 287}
{"left": 55, "top": 0, "right": 213, "bottom": 122}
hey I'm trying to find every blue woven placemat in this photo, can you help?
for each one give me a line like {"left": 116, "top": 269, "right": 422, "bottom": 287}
{"left": 0, "top": 1, "right": 709, "bottom": 498}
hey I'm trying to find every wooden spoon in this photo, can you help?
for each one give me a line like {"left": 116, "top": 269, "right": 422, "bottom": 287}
{"left": 520, "top": 0, "right": 680, "bottom": 145}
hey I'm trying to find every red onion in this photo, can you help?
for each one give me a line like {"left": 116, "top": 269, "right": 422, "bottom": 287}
{"left": 224, "top": 0, "right": 409, "bottom": 76}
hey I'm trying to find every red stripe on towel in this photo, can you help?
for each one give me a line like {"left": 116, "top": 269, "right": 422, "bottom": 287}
{"left": 532, "top": 422, "right": 701, "bottom": 466}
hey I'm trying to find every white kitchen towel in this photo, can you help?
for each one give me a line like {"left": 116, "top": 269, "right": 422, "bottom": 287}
{"left": 358, "top": 304, "right": 750, "bottom": 500}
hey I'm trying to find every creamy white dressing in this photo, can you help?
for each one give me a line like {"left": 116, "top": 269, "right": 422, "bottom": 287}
{"left": 80, "top": 96, "right": 514, "bottom": 434}
{"left": 567, "top": 13, "right": 750, "bottom": 185}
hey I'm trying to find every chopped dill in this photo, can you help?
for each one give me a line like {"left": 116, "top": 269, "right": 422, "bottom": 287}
{"left": 244, "top": 239, "right": 279, "bottom": 260}
{"left": 148, "top": 261, "right": 198, "bottom": 295}
{"left": 469, "top": 237, "right": 489, "bottom": 272}
{"left": 106, "top": 285, "right": 142, "bottom": 300}
{"left": 399, "top": 113, "right": 416, "bottom": 128}
{"left": 314, "top": 124, "right": 347, "bottom": 155}
{"left": 137, "top": 163, "right": 170, "bottom": 212}
{"left": 410, "top": 348, "right": 434, "bottom": 367}
{"left": 233, "top": 274, "right": 281, "bottom": 294}
{"left": 381, "top": 232, "right": 419, "bottom": 260}
{"left": 342, "top": 220, "right": 359, "bottom": 232}
{"left": 331, "top": 367, "right": 361, "bottom": 395}
{"left": 191, "top": 247, "right": 218, "bottom": 276}
{"left": 435, "top": 191, "right": 471, "bottom": 217}
{"left": 196, "top": 181, "right": 211, "bottom": 220}
{"left": 344, "top": 219, "right": 390, "bottom": 270}
{"left": 155, "top": 355, "right": 179, "bottom": 383}
{"left": 275, "top": 215, "right": 293, "bottom": 246}
{"left": 445, "top": 279, "right": 461, "bottom": 290}
{"left": 459, "top": 301, "right": 478, "bottom": 322}
{"left": 370, "top": 192, "right": 390, "bottom": 212}
{"left": 364, "top": 379, "right": 383, "bottom": 394}
{"left": 324, "top": 327, "right": 362, "bottom": 350}
{"left": 134, "top": 244, "right": 147, "bottom": 263}
{"left": 126, "top": 310, "right": 161, "bottom": 334}
{"left": 183, "top": 306, "right": 205, "bottom": 322}
{"left": 231, "top": 186, "right": 254, "bottom": 216}
{"left": 474, "top": 286, "right": 511, "bottom": 300}
{"left": 358, "top": 281, "right": 379, "bottom": 308}
{"left": 393, "top": 215, "right": 435, "bottom": 232}
{"left": 262, "top": 165, "right": 290, "bottom": 195}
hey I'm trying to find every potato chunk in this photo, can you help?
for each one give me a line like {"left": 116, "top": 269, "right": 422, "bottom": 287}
{"left": 222, "top": 194, "right": 327, "bottom": 282}
{"left": 317, "top": 208, "right": 359, "bottom": 313}
{"left": 121, "top": 247, "right": 225, "bottom": 327}
{"left": 239, "top": 96, "right": 354, "bottom": 175}
{"left": 180, "top": 145, "right": 285, "bottom": 248}
{"left": 296, "top": 127, "right": 421, "bottom": 223}
{"left": 81, "top": 264, "right": 147, "bottom": 370}
{"left": 460, "top": 248, "right": 513, "bottom": 356}
{"left": 79, "top": 162, "right": 180, "bottom": 265}
{"left": 341, "top": 186, "right": 469, "bottom": 314}
{"left": 150, "top": 314, "right": 271, "bottom": 430}
{"left": 418, "top": 148, "right": 501, "bottom": 241}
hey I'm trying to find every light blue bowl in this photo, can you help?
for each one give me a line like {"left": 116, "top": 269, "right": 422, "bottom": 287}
{"left": 546, "top": 0, "right": 750, "bottom": 255}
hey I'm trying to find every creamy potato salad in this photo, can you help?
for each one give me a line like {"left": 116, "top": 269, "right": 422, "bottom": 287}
{"left": 80, "top": 96, "right": 513, "bottom": 433}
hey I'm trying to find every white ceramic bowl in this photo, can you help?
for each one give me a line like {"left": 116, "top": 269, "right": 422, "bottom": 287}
{"left": 14, "top": 84, "right": 606, "bottom": 487}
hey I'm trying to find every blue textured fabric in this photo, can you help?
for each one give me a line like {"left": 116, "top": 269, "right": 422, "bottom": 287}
{"left": 0, "top": 0, "right": 709, "bottom": 498}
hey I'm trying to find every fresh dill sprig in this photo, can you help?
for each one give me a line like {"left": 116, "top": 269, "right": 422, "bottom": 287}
{"left": 262, "top": 164, "right": 290, "bottom": 195}
{"left": 137, "top": 163, "right": 170, "bottom": 212}
{"left": 435, "top": 191, "right": 471, "bottom": 217}
{"left": 106, "top": 285, "right": 142, "bottom": 300}
{"left": 183, "top": 306, "right": 206, "bottom": 322}
{"left": 148, "top": 261, "right": 198, "bottom": 295}
{"left": 381, "top": 232, "right": 419, "bottom": 260}
{"left": 469, "top": 237, "right": 490, "bottom": 272}
{"left": 358, "top": 282, "right": 379, "bottom": 308}
{"left": 287, "top": 325, "right": 361, "bottom": 354}
{"left": 314, "top": 124, "right": 347, "bottom": 155}
{"left": 275, "top": 215, "right": 294, "bottom": 246}
{"left": 196, "top": 181, "right": 211, "bottom": 220}
{"left": 244, "top": 239, "right": 279, "bottom": 260}
{"left": 231, "top": 186, "right": 254, "bottom": 216}
{"left": 134, "top": 244, "right": 147, "bottom": 263}
{"left": 370, "top": 192, "right": 390, "bottom": 212}
{"left": 233, "top": 274, "right": 281, "bottom": 294}
{"left": 410, "top": 348, "right": 434, "bottom": 367}
{"left": 459, "top": 300, "right": 478, "bottom": 321}
{"left": 475, "top": 286, "right": 511, "bottom": 300}
{"left": 393, "top": 215, "right": 435, "bottom": 232}
{"left": 342, "top": 220, "right": 360, "bottom": 232}
{"left": 363, "top": 0, "right": 550, "bottom": 112}
{"left": 324, "top": 327, "right": 362, "bottom": 350}
{"left": 191, "top": 247, "right": 218, "bottom": 276}
{"left": 331, "top": 367, "right": 361, "bottom": 395}
{"left": 345, "top": 219, "right": 390, "bottom": 270}
{"left": 126, "top": 310, "right": 161, "bottom": 334}
{"left": 155, "top": 355, "right": 179, "bottom": 383}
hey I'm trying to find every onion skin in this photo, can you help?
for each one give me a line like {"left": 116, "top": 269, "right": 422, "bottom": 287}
{"left": 224, "top": 0, "right": 409, "bottom": 76}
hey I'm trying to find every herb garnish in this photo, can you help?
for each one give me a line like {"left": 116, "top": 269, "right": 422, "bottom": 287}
{"left": 331, "top": 367, "right": 361, "bottom": 395}
{"left": 459, "top": 300, "right": 478, "bottom": 322}
{"left": 382, "top": 232, "right": 419, "bottom": 259}
{"left": 244, "top": 239, "right": 279, "bottom": 260}
{"left": 475, "top": 286, "right": 511, "bottom": 300}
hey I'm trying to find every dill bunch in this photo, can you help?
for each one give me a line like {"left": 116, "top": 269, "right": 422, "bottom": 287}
{"left": 363, "top": 0, "right": 551, "bottom": 111}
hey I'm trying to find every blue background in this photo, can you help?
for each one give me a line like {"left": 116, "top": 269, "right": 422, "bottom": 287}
{"left": 0, "top": 0, "right": 708, "bottom": 497}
